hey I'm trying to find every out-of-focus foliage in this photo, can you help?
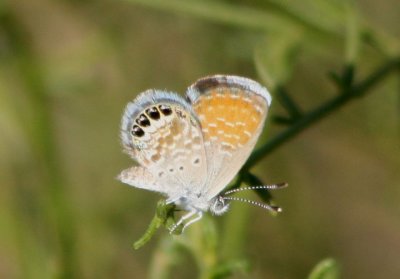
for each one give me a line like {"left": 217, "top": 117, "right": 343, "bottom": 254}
{"left": 307, "top": 258, "right": 340, "bottom": 279}
{"left": 0, "top": 0, "right": 399, "bottom": 278}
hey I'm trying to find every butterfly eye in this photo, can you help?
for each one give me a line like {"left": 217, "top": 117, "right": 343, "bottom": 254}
{"left": 159, "top": 104, "right": 172, "bottom": 116}
{"left": 131, "top": 125, "right": 145, "bottom": 137}
{"left": 145, "top": 107, "right": 160, "bottom": 120}
{"left": 136, "top": 113, "right": 151, "bottom": 127}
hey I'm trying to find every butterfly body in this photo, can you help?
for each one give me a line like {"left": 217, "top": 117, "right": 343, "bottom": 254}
{"left": 119, "top": 75, "right": 272, "bottom": 231}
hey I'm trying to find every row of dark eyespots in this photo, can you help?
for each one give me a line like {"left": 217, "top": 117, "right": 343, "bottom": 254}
{"left": 131, "top": 105, "right": 172, "bottom": 137}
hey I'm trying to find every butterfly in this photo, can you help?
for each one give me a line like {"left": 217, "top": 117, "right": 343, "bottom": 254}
{"left": 118, "top": 75, "right": 286, "bottom": 232}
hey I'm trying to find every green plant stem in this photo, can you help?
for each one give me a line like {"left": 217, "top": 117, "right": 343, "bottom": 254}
{"left": 243, "top": 58, "right": 400, "bottom": 172}
{"left": 134, "top": 200, "right": 177, "bottom": 249}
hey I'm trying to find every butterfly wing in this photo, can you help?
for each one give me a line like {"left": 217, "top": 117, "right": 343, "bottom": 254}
{"left": 186, "top": 75, "right": 271, "bottom": 199}
{"left": 119, "top": 90, "right": 208, "bottom": 200}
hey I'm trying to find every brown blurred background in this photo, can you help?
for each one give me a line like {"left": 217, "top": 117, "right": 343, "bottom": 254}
{"left": 0, "top": 0, "right": 399, "bottom": 278}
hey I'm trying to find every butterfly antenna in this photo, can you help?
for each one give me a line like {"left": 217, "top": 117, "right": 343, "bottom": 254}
{"left": 223, "top": 196, "right": 282, "bottom": 213}
{"left": 224, "top": 182, "right": 288, "bottom": 196}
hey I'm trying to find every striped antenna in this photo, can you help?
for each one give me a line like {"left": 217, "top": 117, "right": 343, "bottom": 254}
{"left": 222, "top": 196, "right": 282, "bottom": 213}
{"left": 223, "top": 182, "right": 288, "bottom": 196}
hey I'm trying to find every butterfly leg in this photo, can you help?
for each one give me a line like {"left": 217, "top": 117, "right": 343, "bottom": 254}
{"left": 182, "top": 211, "right": 203, "bottom": 232}
{"left": 169, "top": 210, "right": 197, "bottom": 234}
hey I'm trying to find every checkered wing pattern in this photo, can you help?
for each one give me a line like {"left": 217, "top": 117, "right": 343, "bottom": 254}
{"left": 186, "top": 75, "right": 271, "bottom": 198}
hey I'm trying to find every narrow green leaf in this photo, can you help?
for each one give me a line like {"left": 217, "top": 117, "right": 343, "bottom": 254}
{"left": 307, "top": 258, "right": 340, "bottom": 279}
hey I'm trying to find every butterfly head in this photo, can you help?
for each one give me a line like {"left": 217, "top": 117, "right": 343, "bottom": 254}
{"left": 209, "top": 196, "right": 230, "bottom": 215}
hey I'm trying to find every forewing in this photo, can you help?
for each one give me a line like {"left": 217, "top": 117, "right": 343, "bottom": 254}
{"left": 119, "top": 90, "right": 207, "bottom": 198}
{"left": 186, "top": 75, "right": 271, "bottom": 198}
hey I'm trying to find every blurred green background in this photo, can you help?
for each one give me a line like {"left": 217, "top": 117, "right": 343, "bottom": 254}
{"left": 0, "top": 0, "right": 399, "bottom": 278}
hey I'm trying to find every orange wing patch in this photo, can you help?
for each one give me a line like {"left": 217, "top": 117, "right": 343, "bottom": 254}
{"left": 193, "top": 88, "right": 267, "bottom": 152}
